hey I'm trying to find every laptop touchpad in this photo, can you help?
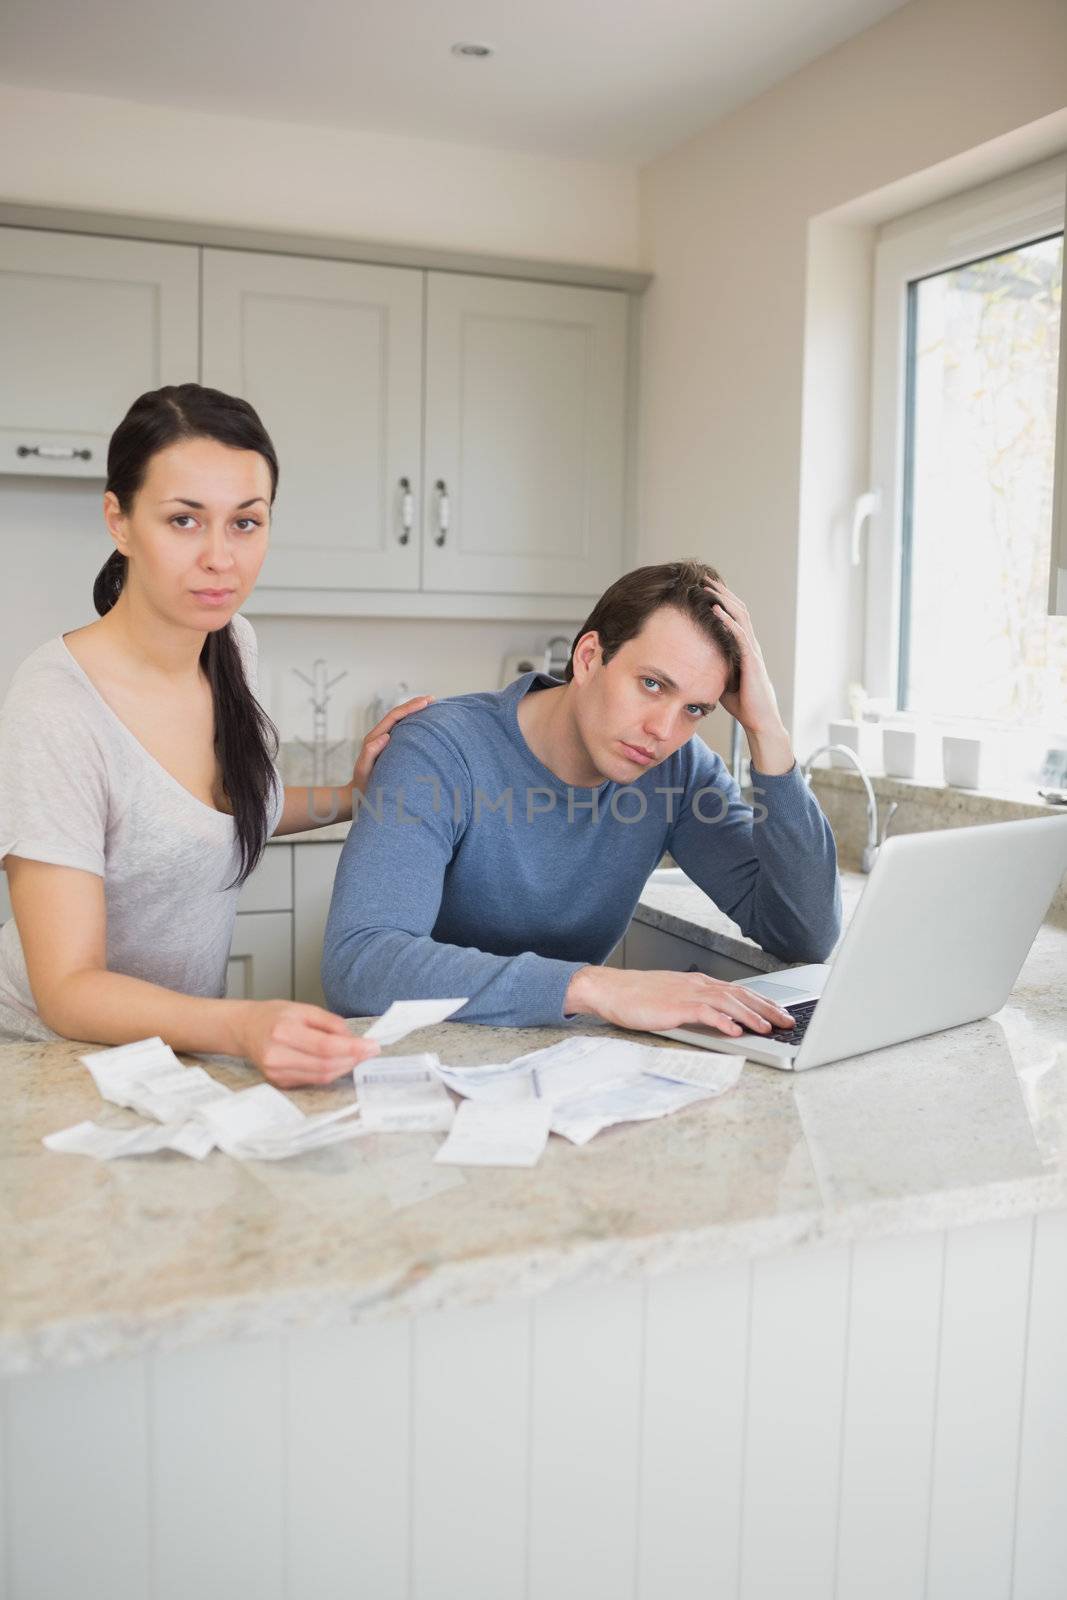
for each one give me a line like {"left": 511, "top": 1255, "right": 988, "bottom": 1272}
{"left": 742, "top": 979, "right": 814, "bottom": 1002}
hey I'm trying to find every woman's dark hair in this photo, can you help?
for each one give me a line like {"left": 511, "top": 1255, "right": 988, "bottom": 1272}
{"left": 565, "top": 559, "right": 742, "bottom": 692}
{"left": 94, "top": 383, "right": 280, "bottom": 885}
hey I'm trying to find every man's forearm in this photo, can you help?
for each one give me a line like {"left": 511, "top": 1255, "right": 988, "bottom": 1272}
{"left": 743, "top": 722, "right": 795, "bottom": 777}
{"left": 322, "top": 925, "right": 583, "bottom": 1028}
{"left": 673, "top": 760, "right": 841, "bottom": 964}
{"left": 743, "top": 766, "right": 841, "bottom": 959}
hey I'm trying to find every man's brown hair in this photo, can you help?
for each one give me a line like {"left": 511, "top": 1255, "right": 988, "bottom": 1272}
{"left": 565, "top": 559, "right": 741, "bottom": 693}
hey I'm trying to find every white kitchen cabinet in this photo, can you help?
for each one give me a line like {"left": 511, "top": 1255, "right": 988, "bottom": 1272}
{"left": 225, "top": 911, "right": 293, "bottom": 1002}
{"left": 422, "top": 272, "right": 628, "bottom": 597}
{"left": 293, "top": 843, "right": 344, "bottom": 1007}
{"left": 201, "top": 249, "right": 423, "bottom": 591}
{"left": 227, "top": 841, "right": 342, "bottom": 1007}
{"left": 235, "top": 842, "right": 292, "bottom": 916}
{"left": 0, "top": 228, "right": 199, "bottom": 478}
{"left": 230, "top": 845, "right": 294, "bottom": 1001}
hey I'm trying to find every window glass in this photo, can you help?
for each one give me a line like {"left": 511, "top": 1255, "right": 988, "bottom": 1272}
{"left": 901, "top": 233, "right": 1065, "bottom": 729}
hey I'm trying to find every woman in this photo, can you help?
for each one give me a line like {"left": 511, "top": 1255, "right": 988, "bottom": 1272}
{"left": 0, "top": 383, "right": 429, "bottom": 1086}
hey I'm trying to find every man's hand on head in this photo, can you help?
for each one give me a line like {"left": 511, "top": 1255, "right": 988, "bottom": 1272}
{"left": 703, "top": 578, "right": 795, "bottom": 775}
{"left": 563, "top": 965, "right": 795, "bottom": 1037}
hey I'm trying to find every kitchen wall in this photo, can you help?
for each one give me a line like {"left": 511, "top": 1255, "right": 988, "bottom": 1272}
{"left": 0, "top": 83, "right": 641, "bottom": 269}
{"left": 638, "top": 0, "right": 1067, "bottom": 761}
{"left": 0, "top": 473, "right": 575, "bottom": 724}
{"left": 253, "top": 615, "right": 575, "bottom": 744}
{"left": 4, "top": 0, "right": 1066, "bottom": 748}
{"left": 0, "top": 83, "right": 638, "bottom": 713}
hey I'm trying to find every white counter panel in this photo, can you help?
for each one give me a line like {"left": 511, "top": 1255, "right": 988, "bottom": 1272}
{"left": 4, "top": 1210, "right": 1064, "bottom": 1599}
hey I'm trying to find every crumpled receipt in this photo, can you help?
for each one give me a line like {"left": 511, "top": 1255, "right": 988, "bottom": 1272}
{"left": 42, "top": 1039, "right": 367, "bottom": 1162}
{"left": 430, "top": 1036, "right": 744, "bottom": 1160}
{"left": 363, "top": 998, "right": 468, "bottom": 1047}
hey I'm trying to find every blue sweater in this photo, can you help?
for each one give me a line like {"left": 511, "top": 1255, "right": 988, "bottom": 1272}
{"left": 322, "top": 673, "right": 841, "bottom": 1027}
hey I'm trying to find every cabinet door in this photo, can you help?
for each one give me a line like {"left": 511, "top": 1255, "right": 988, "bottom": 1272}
{"left": 422, "top": 273, "right": 628, "bottom": 596}
{"left": 202, "top": 250, "right": 423, "bottom": 591}
{"left": 0, "top": 228, "right": 199, "bottom": 478}
{"left": 235, "top": 845, "right": 293, "bottom": 915}
{"left": 293, "top": 843, "right": 344, "bottom": 1007}
{"left": 226, "top": 911, "right": 293, "bottom": 1001}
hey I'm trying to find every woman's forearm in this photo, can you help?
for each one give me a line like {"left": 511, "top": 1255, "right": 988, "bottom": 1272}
{"left": 39, "top": 967, "right": 253, "bottom": 1055}
{"left": 273, "top": 785, "right": 354, "bottom": 835}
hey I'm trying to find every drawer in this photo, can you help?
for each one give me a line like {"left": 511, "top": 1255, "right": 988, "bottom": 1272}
{"left": 237, "top": 845, "right": 293, "bottom": 913}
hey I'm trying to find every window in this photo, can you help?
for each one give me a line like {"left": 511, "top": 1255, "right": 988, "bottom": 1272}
{"left": 866, "top": 158, "right": 1066, "bottom": 742}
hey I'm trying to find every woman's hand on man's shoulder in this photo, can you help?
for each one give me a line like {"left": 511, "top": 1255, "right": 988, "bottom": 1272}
{"left": 352, "top": 695, "right": 434, "bottom": 794}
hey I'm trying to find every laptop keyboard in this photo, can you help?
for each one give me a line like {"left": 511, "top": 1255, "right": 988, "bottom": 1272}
{"left": 767, "top": 999, "right": 819, "bottom": 1044}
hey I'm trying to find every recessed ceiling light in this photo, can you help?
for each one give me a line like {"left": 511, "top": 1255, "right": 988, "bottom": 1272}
{"left": 451, "top": 41, "right": 494, "bottom": 59}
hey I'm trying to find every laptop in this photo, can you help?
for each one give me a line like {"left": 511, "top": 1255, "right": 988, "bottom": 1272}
{"left": 657, "top": 815, "right": 1067, "bottom": 1070}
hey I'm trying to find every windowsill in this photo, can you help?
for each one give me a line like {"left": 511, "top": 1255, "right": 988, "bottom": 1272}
{"left": 807, "top": 764, "right": 1062, "bottom": 818}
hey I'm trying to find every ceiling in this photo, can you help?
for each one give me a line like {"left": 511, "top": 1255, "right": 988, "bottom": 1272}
{"left": 0, "top": 0, "right": 911, "bottom": 165}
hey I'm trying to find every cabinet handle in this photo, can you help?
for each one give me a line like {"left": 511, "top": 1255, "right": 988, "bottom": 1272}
{"left": 17, "top": 443, "right": 93, "bottom": 462}
{"left": 434, "top": 479, "right": 450, "bottom": 547}
{"left": 398, "top": 476, "right": 414, "bottom": 545}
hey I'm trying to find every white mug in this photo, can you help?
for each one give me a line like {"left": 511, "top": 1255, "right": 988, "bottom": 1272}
{"left": 883, "top": 726, "right": 917, "bottom": 779}
{"left": 942, "top": 734, "right": 983, "bottom": 789}
{"left": 828, "top": 719, "right": 880, "bottom": 769}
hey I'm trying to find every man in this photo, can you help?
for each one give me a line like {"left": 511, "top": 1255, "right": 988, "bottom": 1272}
{"left": 322, "top": 561, "right": 840, "bottom": 1038}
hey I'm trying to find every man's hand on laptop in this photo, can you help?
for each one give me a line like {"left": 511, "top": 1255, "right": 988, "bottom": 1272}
{"left": 564, "top": 967, "right": 796, "bottom": 1037}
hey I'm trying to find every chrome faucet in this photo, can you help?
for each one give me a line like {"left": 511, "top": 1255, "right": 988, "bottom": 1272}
{"left": 802, "top": 743, "right": 898, "bottom": 873}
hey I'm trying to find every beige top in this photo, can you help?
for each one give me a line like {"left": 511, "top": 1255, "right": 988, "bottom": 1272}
{"left": 0, "top": 614, "right": 282, "bottom": 1040}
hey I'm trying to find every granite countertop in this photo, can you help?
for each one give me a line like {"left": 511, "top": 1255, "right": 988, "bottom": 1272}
{"left": 4, "top": 868, "right": 1065, "bottom": 1375}
{"left": 268, "top": 821, "right": 351, "bottom": 845}
{"left": 633, "top": 870, "right": 863, "bottom": 970}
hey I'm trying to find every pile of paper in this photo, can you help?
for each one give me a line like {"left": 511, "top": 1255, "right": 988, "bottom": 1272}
{"left": 41, "top": 1000, "right": 469, "bottom": 1163}
{"left": 42, "top": 1002, "right": 744, "bottom": 1172}
{"left": 355, "top": 1055, "right": 455, "bottom": 1132}
{"left": 432, "top": 1035, "right": 744, "bottom": 1166}
{"left": 44, "top": 1037, "right": 369, "bottom": 1163}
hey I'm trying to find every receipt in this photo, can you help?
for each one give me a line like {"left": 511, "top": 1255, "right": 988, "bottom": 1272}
{"left": 195, "top": 1083, "right": 304, "bottom": 1154}
{"left": 364, "top": 998, "right": 468, "bottom": 1046}
{"left": 434, "top": 1100, "right": 552, "bottom": 1168}
{"left": 43, "top": 1118, "right": 214, "bottom": 1160}
{"left": 192, "top": 1084, "right": 368, "bottom": 1160}
{"left": 356, "top": 1054, "right": 455, "bottom": 1132}
{"left": 81, "top": 1038, "right": 232, "bottom": 1123}
{"left": 641, "top": 1050, "right": 745, "bottom": 1093}
{"left": 235, "top": 1101, "right": 366, "bottom": 1160}
{"left": 432, "top": 1058, "right": 537, "bottom": 1106}
{"left": 60, "top": 1037, "right": 368, "bottom": 1163}
{"left": 548, "top": 1076, "right": 714, "bottom": 1146}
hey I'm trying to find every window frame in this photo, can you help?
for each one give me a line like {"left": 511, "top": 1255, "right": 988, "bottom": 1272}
{"left": 865, "top": 155, "right": 1067, "bottom": 709}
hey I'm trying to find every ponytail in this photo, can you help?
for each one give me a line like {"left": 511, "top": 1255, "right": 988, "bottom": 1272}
{"left": 93, "top": 549, "right": 128, "bottom": 617}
